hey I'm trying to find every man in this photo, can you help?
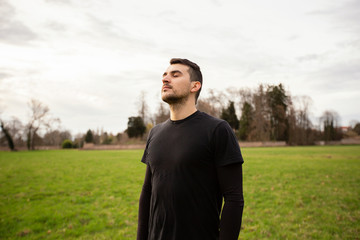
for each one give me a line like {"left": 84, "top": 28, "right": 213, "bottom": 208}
{"left": 137, "top": 58, "right": 244, "bottom": 240}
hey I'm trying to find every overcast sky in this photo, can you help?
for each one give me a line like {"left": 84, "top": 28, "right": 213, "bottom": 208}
{"left": 1, "top": 0, "right": 359, "bottom": 135}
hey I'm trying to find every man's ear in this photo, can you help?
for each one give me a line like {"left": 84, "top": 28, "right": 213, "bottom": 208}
{"left": 190, "top": 81, "right": 201, "bottom": 93}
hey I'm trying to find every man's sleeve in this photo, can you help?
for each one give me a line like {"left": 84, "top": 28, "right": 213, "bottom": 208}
{"left": 141, "top": 128, "right": 153, "bottom": 164}
{"left": 137, "top": 164, "right": 152, "bottom": 240}
{"left": 217, "top": 163, "right": 244, "bottom": 240}
{"left": 213, "top": 121, "right": 244, "bottom": 239}
{"left": 141, "top": 141, "right": 150, "bottom": 164}
{"left": 213, "top": 121, "right": 244, "bottom": 166}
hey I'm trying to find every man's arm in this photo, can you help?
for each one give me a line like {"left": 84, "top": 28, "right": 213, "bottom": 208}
{"left": 217, "top": 163, "right": 244, "bottom": 240}
{"left": 137, "top": 165, "right": 152, "bottom": 240}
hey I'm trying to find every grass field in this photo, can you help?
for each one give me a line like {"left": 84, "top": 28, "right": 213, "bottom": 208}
{"left": 0, "top": 145, "right": 359, "bottom": 239}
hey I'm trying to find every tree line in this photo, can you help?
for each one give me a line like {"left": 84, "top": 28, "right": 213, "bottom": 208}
{"left": 1, "top": 84, "right": 360, "bottom": 151}
{"left": 0, "top": 99, "right": 128, "bottom": 150}
{"left": 196, "top": 84, "right": 346, "bottom": 145}
{"left": 126, "top": 84, "right": 360, "bottom": 146}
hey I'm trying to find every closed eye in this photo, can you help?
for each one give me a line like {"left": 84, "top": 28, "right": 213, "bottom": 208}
{"left": 171, "top": 70, "right": 182, "bottom": 77}
{"left": 163, "top": 70, "right": 183, "bottom": 78}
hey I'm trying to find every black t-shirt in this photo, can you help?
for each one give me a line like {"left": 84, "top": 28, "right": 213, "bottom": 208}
{"left": 141, "top": 111, "right": 244, "bottom": 240}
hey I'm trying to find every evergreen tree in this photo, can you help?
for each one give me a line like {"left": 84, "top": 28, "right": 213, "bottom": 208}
{"left": 239, "top": 101, "right": 253, "bottom": 140}
{"left": 266, "top": 84, "right": 288, "bottom": 141}
{"left": 85, "top": 129, "right": 94, "bottom": 143}
{"left": 221, "top": 101, "right": 239, "bottom": 130}
{"left": 127, "top": 116, "right": 146, "bottom": 138}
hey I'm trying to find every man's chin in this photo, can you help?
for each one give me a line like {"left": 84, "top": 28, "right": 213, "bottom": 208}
{"left": 162, "top": 95, "right": 182, "bottom": 105}
{"left": 162, "top": 97, "right": 175, "bottom": 104}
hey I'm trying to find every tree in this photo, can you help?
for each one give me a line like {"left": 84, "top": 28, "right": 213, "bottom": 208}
{"left": 137, "top": 91, "right": 150, "bottom": 125}
{"left": 266, "top": 84, "right": 288, "bottom": 141}
{"left": 221, "top": 101, "right": 239, "bottom": 130}
{"left": 320, "top": 110, "right": 342, "bottom": 141}
{"left": 93, "top": 129, "right": 101, "bottom": 144}
{"left": 154, "top": 102, "right": 170, "bottom": 125}
{"left": 4, "top": 117, "right": 24, "bottom": 148}
{"left": 115, "top": 132, "right": 123, "bottom": 144}
{"left": 85, "top": 129, "right": 94, "bottom": 143}
{"left": 197, "top": 99, "right": 218, "bottom": 117}
{"left": 249, "top": 84, "right": 270, "bottom": 141}
{"left": 62, "top": 139, "right": 73, "bottom": 149}
{"left": 73, "top": 133, "right": 85, "bottom": 148}
{"left": 26, "top": 99, "right": 60, "bottom": 150}
{"left": 43, "top": 130, "right": 72, "bottom": 146}
{"left": 288, "top": 96, "right": 315, "bottom": 145}
{"left": 0, "top": 120, "right": 15, "bottom": 151}
{"left": 127, "top": 116, "right": 146, "bottom": 138}
{"left": 101, "top": 132, "right": 113, "bottom": 145}
{"left": 238, "top": 101, "right": 254, "bottom": 140}
{"left": 238, "top": 88, "right": 253, "bottom": 107}
{"left": 354, "top": 122, "right": 360, "bottom": 135}
{"left": 206, "top": 89, "right": 228, "bottom": 117}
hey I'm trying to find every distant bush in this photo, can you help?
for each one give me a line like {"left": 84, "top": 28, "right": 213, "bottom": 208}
{"left": 62, "top": 139, "right": 73, "bottom": 149}
{"left": 72, "top": 140, "right": 81, "bottom": 148}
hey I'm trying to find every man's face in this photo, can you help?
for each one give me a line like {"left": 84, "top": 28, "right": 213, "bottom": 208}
{"left": 161, "top": 63, "right": 192, "bottom": 104}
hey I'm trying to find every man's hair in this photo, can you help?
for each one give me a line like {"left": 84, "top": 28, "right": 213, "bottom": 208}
{"left": 170, "top": 58, "right": 202, "bottom": 103}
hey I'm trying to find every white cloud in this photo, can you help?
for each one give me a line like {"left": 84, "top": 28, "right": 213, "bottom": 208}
{"left": 0, "top": 0, "right": 359, "bottom": 135}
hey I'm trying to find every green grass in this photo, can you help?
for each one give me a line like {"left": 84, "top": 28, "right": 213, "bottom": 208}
{"left": 0, "top": 146, "right": 359, "bottom": 239}
{"left": 241, "top": 145, "right": 360, "bottom": 240}
{"left": 0, "top": 150, "right": 145, "bottom": 239}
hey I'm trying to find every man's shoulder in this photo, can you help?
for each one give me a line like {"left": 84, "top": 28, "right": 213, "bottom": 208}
{"left": 196, "top": 111, "right": 236, "bottom": 136}
{"left": 153, "top": 121, "right": 166, "bottom": 129}
{"left": 149, "top": 120, "right": 169, "bottom": 135}
{"left": 197, "top": 111, "right": 226, "bottom": 126}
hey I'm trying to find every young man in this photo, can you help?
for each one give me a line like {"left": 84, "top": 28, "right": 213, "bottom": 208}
{"left": 137, "top": 58, "right": 244, "bottom": 240}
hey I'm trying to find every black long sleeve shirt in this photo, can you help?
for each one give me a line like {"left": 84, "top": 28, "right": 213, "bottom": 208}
{"left": 137, "top": 163, "right": 244, "bottom": 240}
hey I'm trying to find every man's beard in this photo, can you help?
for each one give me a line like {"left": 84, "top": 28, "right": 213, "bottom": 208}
{"left": 162, "top": 91, "right": 189, "bottom": 105}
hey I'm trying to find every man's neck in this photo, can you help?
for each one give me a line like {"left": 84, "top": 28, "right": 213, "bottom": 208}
{"left": 169, "top": 101, "right": 197, "bottom": 121}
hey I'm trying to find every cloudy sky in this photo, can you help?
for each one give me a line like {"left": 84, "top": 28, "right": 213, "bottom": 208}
{"left": 1, "top": 0, "right": 359, "bottom": 135}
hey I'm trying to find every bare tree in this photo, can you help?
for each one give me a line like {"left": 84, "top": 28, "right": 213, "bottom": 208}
{"left": 249, "top": 84, "right": 270, "bottom": 141}
{"left": 43, "top": 130, "right": 72, "bottom": 146}
{"left": 137, "top": 91, "right": 150, "bottom": 125}
{"left": 154, "top": 102, "right": 170, "bottom": 125}
{"left": 287, "top": 96, "right": 315, "bottom": 145}
{"left": 287, "top": 102, "right": 297, "bottom": 145}
{"left": 294, "top": 96, "right": 313, "bottom": 130}
{"left": 197, "top": 99, "right": 218, "bottom": 117}
{"left": 320, "top": 110, "right": 342, "bottom": 141}
{"left": 26, "top": 99, "right": 60, "bottom": 150}
{"left": 294, "top": 96, "right": 313, "bottom": 144}
{"left": 238, "top": 88, "right": 253, "bottom": 107}
{"left": 8, "top": 117, "right": 24, "bottom": 146}
{"left": 0, "top": 120, "right": 15, "bottom": 151}
{"left": 0, "top": 117, "right": 25, "bottom": 149}
{"left": 202, "top": 89, "right": 228, "bottom": 118}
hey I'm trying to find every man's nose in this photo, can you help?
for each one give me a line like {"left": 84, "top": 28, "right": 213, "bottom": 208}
{"left": 162, "top": 76, "right": 170, "bottom": 83}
